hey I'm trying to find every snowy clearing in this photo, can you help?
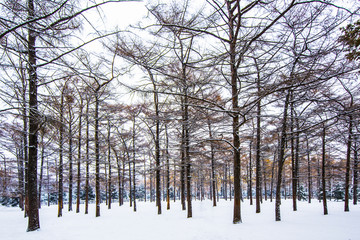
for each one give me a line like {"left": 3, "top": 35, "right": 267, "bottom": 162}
{"left": 1, "top": 199, "right": 359, "bottom": 240}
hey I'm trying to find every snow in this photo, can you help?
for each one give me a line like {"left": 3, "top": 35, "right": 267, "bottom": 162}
{"left": 1, "top": 199, "right": 359, "bottom": 240}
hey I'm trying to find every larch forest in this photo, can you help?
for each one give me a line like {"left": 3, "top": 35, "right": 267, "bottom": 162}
{"left": 0, "top": 0, "right": 359, "bottom": 233}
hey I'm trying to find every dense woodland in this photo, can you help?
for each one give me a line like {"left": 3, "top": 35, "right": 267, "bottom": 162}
{"left": 0, "top": 0, "right": 360, "bottom": 232}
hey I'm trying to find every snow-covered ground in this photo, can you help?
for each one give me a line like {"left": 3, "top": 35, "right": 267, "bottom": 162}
{"left": 1, "top": 199, "right": 359, "bottom": 240}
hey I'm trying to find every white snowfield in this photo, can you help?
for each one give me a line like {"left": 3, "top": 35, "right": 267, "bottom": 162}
{"left": 1, "top": 199, "right": 359, "bottom": 240}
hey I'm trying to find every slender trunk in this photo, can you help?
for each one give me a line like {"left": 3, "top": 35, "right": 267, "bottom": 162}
{"left": 47, "top": 157, "right": 50, "bottom": 206}
{"left": 150, "top": 153, "right": 153, "bottom": 203}
{"left": 128, "top": 153, "right": 132, "bottom": 207}
{"left": 226, "top": 1, "right": 242, "bottom": 223}
{"left": 345, "top": 115, "right": 353, "bottom": 212}
{"left": 295, "top": 117, "right": 300, "bottom": 202}
{"left": 17, "top": 148, "right": 25, "bottom": 211}
{"left": 114, "top": 150, "right": 122, "bottom": 206}
{"left": 263, "top": 158, "right": 268, "bottom": 201}
{"left": 121, "top": 152, "right": 126, "bottom": 206}
{"left": 180, "top": 106, "right": 186, "bottom": 211}
{"left": 68, "top": 111, "right": 73, "bottom": 212}
{"left": 85, "top": 98, "right": 90, "bottom": 214}
{"left": 21, "top": 75, "right": 27, "bottom": 214}
{"left": 173, "top": 155, "right": 176, "bottom": 202}
{"left": 224, "top": 163, "right": 228, "bottom": 200}
{"left": 322, "top": 125, "right": 328, "bottom": 215}
{"left": 95, "top": 92, "right": 100, "bottom": 217}
{"left": 27, "top": 0, "right": 40, "bottom": 230}
{"left": 353, "top": 136, "right": 358, "bottom": 205}
{"left": 306, "top": 136, "right": 312, "bottom": 203}
{"left": 144, "top": 159, "right": 147, "bottom": 202}
{"left": 107, "top": 120, "right": 112, "bottom": 210}
{"left": 184, "top": 92, "right": 192, "bottom": 218}
{"left": 76, "top": 100, "right": 83, "bottom": 213}
{"left": 290, "top": 95, "right": 297, "bottom": 211}
{"left": 275, "top": 90, "right": 291, "bottom": 221}
{"left": 249, "top": 141, "right": 253, "bottom": 205}
{"left": 38, "top": 133, "right": 45, "bottom": 209}
{"left": 58, "top": 88, "right": 64, "bottom": 218}
{"left": 132, "top": 118, "right": 136, "bottom": 212}
{"left": 255, "top": 68, "right": 262, "bottom": 212}
{"left": 165, "top": 124, "right": 170, "bottom": 210}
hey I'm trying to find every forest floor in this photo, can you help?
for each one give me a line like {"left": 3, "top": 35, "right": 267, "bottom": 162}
{"left": 1, "top": 198, "right": 359, "bottom": 240}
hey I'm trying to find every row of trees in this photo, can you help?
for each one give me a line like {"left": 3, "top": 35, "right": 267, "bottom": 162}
{"left": 0, "top": 0, "right": 359, "bottom": 232}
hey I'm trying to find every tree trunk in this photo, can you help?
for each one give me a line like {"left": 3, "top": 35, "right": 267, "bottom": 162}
{"left": 132, "top": 117, "right": 137, "bottom": 212}
{"left": 322, "top": 125, "right": 328, "bottom": 215}
{"left": 226, "top": 1, "right": 242, "bottom": 223}
{"left": 17, "top": 148, "right": 25, "bottom": 211}
{"left": 165, "top": 124, "right": 170, "bottom": 210}
{"left": 180, "top": 104, "right": 186, "bottom": 211}
{"left": 95, "top": 92, "right": 100, "bottom": 217}
{"left": 306, "top": 136, "right": 312, "bottom": 203}
{"left": 58, "top": 87, "right": 65, "bottom": 218}
{"left": 345, "top": 115, "right": 353, "bottom": 212}
{"left": 85, "top": 98, "right": 90, "bottom": 214}
{"left": 275, "top": 90, "right": 291, "bottom": 221}
{"left": 290, "top": 100, "right": 296, "bottom": 212}
{"left": 107, "top": 120, "right": 112, "bottom": 210}
{"left": 68, "top": 110, "right": 73, "bottom": 212}
{"left": 27, "top": 0, "right": 40, "bottom": 230}
{"left": 38, "top": 132, "right": 45, "bottom": 209}
{"left": 353, "top": 136, "right": 358, "bottom": 205}
{"left": 76, "top": 99, "right": 83, "bottom": 213}
{"left": 255, "top": 67, "right": 262, "bottom": 212}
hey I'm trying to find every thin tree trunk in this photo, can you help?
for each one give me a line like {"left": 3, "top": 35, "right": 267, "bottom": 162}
{"left": 107, "top": 120, "right": 112, "bottom": 210}
{"left": 27, "top": 0, "right": 40, "bottom": 230}
{"left": 165, "top": 124, "right": 170, "bottom": 210}
{"left": 76, "top": 99, "right": 83, "bottom": 213}
{"left": 85, "top": 98, "right": 90, "bottom": 214}
{"left": 95, "top": 92, "right": 100, "bottom": 217}
{"left": 263, "top": 158, "right": 268, "bottom": 202}
{"left": 226, "top": 1, "right": 242, "bottom": 223}
{"left": 68, "top": 110, "right": 73, "bottom": 212}
{"left": 270, "top": 148, "right": 277, "bottom": 202}
{"left": 249, "top": 141, "right": 253, "bottom": 205}
{"left": 144, "top": 159, "right": 146, "bottom": 203}
{"left": 17, "top": 148, "right": 25, "bottom": 211}
{"left": 322, "top": 125, "right": 328, "bottom": 215}
{"left": 128, "top": 153, "right": 132, "bottom": 207}
{"left": 345, "top": 115, "right": 353, "bottom": 212}
{"left": 353, "top": 136, "right": 358, "bottom": 205}
{"left": 275, "top": 90, "right": 291, "bottom": 221}
{"left": 38, "top": 132, "right": 45, "bottom": 209}
{"left": 180, "top": 106, "right": 186, "bottom": 211}
{"left": 255, "top": 66, "right": 262, "bottom": 212}
{"left": 58, "top": 87, "right": 65, "bottom": 218}
{"left": 306, "top": 136, "right": 312, "bottom": 203}
{"left": 295, "top": 116, "right": 300, "bottom": 202}
{"left": 132, "top": 117, "right": 136, "bottom": 212}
